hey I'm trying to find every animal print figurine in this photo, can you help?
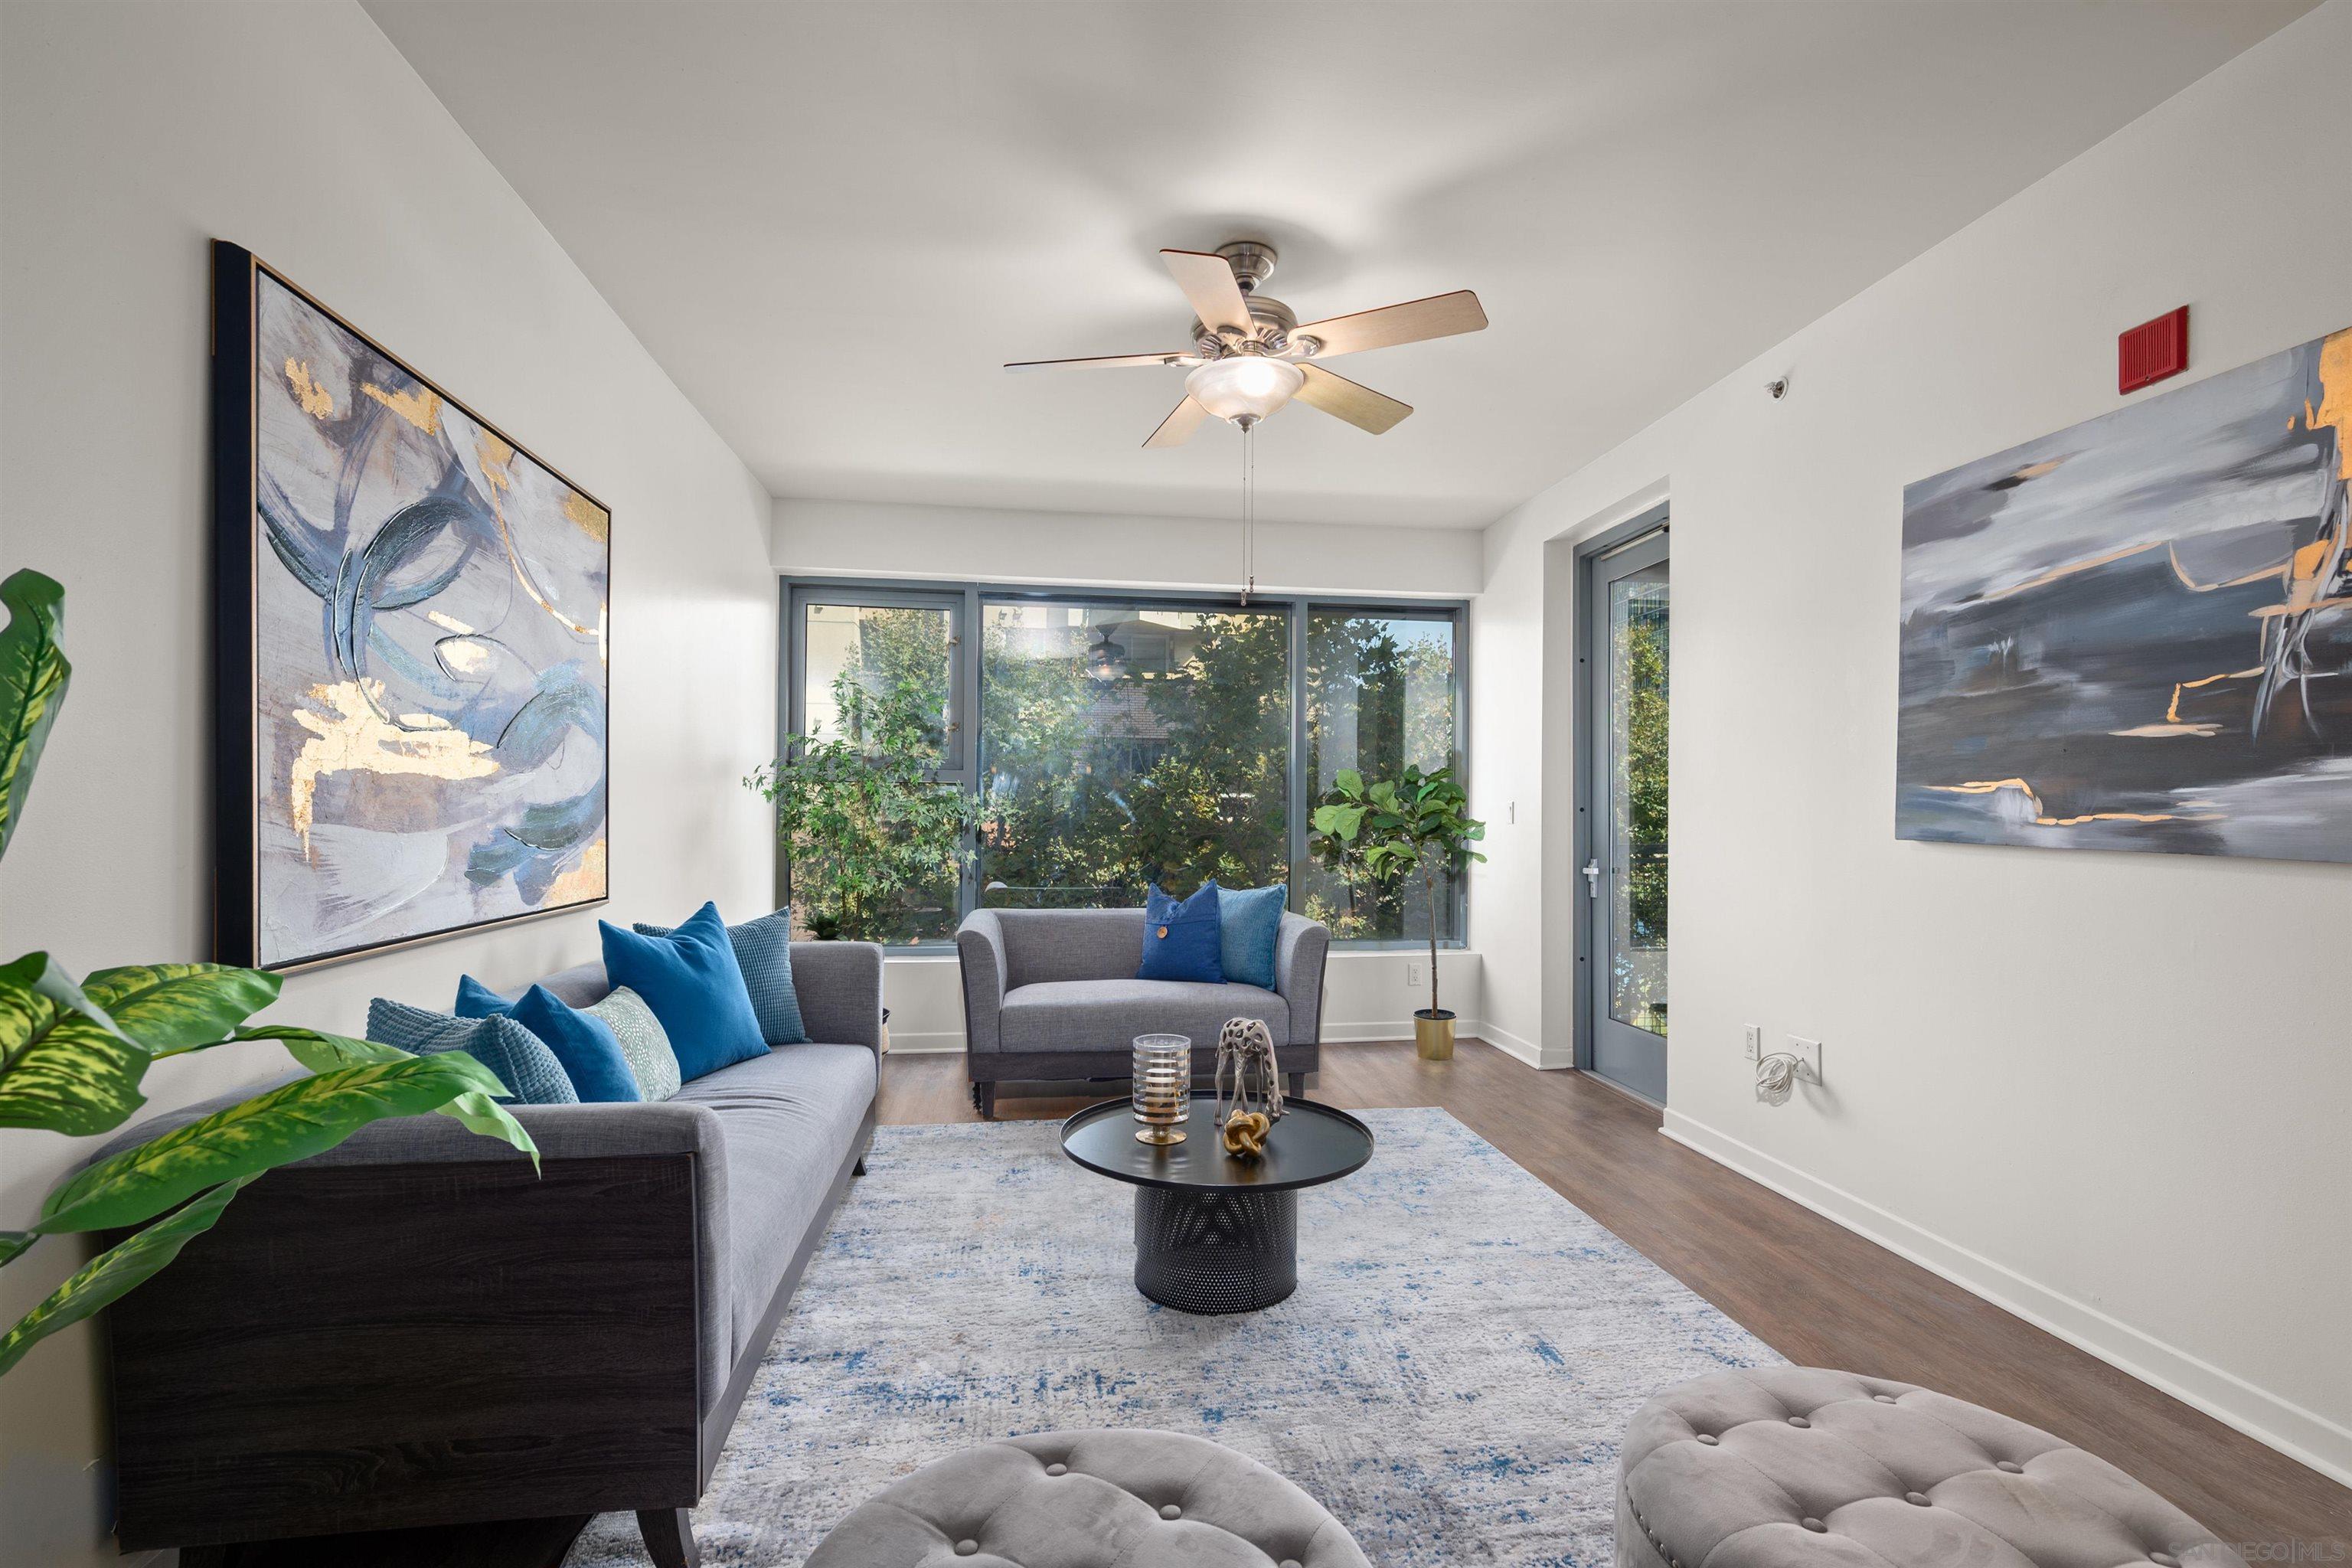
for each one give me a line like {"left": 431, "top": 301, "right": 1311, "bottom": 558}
{"left": 1214, "top": 1016, "right": 1284, "bottom": 1161}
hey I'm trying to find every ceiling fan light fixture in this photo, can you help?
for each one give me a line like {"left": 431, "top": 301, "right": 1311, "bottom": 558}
{"left": 1185, "top": 355, "right": 1305, "bottom": 428}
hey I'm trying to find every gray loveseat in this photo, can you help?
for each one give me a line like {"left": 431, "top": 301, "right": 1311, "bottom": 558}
{"left": 93, "top": 942, "right": 883, "bottom": 1568}
{"left": 956, "top": 906, "right": 1329, "bottom": 1117}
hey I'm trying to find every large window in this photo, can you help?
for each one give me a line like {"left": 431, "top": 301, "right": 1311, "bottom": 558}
{"left": 1302, "top": 610, "right": 1462, "bottom": 943}
{"left": 978, "top": 601, "right": 1290, "bottom": 907}
{"left": 780, "top": 581, "right": 1464, "bottom": 949}
{"left": 799, "top": 599, "right": 953, "bottom": 761}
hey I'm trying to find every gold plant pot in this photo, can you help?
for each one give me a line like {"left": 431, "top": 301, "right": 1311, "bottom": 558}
{"left": 1415, "top": 1010, "right": 1457, "bottom": 1061}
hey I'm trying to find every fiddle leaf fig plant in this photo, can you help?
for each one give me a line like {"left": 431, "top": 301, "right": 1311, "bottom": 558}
{"left": 1308, "top": 762, "right": 1486, "bottom": 1022}
{"left": 0, "top": 568, "right": 536, "bottom": 1380}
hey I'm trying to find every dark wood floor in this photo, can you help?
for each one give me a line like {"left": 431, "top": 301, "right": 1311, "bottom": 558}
{"left": 217, "top": 1039, "right": 2345, "bottom": 1564}
{"left": 882, "top": 1040, "right": 2350, "bottom": 1549}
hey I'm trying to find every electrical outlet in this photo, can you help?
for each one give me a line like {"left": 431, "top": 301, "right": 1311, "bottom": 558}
{"left": 1405, "top": 960, "right": 1423, "bottom": 988}
{"left": 1743, "top": 1024, "right": 1762, "bottom": 1062}
{"left": 1788, "top": 1035, "right": 1823, "bottom": 1083}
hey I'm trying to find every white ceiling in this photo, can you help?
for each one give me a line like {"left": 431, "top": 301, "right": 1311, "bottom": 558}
{"left": 369, "top": 1, "right": 2303, "bottom": 531}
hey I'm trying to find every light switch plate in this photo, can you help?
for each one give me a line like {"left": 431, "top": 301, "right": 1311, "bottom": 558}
{"left": 1788, "top": 1035, "right": 1823, "bottom": 1083}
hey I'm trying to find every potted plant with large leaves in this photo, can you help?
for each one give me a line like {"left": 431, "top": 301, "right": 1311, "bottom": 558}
{"left": 0, "top": 569, "right": 534, "bottom": 1379}
{"left": 1308, "top": 762, "right": 1486, "bottom": 1060}
{"left": 746, "top": 666, "right": 975, "bottom": 945}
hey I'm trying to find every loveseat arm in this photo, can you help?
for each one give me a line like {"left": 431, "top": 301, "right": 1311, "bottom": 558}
{"left": 1274, "top": 912, "right": 1331, "bottom": 1045}
{"left": 792, "top": 939, "right": 885, "bottom": 1053}
{"left": 956, "top": 909, "right": 1008, "bottom": 1054}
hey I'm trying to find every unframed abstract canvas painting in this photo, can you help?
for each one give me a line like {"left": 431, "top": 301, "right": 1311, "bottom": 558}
{"left": 1897, "top": 326, "right": 2350, "bottom": 863}
{"left": 224, "top": 257, "right": 609, "bottom": 968}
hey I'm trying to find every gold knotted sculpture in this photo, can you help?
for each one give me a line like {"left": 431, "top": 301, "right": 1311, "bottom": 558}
{"left": 1220, "top": 1110, "right": 1271, "bottom": 1156}
{"left": 1214, "top": 1017, "right": 1284, "bottom": 1161}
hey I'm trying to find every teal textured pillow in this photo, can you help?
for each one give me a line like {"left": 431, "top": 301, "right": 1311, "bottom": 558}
{"left": 366, "top": 998, "right": 577, "bottom": 1106}
{"left": 455, "top": 976, "right": 642, "bottom": 1104}
{"left": 583, "top": 985, "right": 681, "bottom": 1101}
{"left": 633, "top": 907, "right": 806, "bottom": 1047}
{"left": 603, "top": 902, "right": 769, "bottom": 1081}
{"left": 1217, "top": 883, "right": 1286, "bottom": 990}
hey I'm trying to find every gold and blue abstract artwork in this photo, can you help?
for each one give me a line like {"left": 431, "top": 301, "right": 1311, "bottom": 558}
{"left": 1897, "top": 325, "right": 2350, "bottom": 864}
{"left": 215, "top": 247, "right": 608, "bottom": 968}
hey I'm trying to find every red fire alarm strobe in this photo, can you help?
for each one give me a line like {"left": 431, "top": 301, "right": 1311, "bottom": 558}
{"left": 2119, "top": 306, "right": 2189, "bottom": 394}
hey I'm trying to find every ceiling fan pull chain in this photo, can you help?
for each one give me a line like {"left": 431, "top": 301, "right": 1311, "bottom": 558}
{"left": 1242, "top": 421, "right": 1256, "bottom": 605}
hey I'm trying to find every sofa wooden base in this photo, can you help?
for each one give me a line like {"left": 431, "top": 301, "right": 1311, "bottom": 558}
{"left": 109, "top": 1111, "right": 876, "bottom": 1560}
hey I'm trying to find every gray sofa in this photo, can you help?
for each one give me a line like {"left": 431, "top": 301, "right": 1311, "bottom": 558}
{"left": 94, "top": 941, "right": 884, "bottom": 1568}
{"left": 956, "top": 906, "right": 1329, "bottom": 1117}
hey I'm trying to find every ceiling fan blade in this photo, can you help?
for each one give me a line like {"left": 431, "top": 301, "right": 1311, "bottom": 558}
{"left": 1161, "top": 249, "right": 1253, "bottom": 336}
{"left": 1292, "top": 290, "right": 1487, "bottom": 358}
{"left": 1296, "top": 363, "right": 1412, "bottom": 434}
{"left": 1004, "top": 351, "right": 1194, "bottom": 372}
{"left": 1143, "top": 395, "right": 1210, "bottom": 449}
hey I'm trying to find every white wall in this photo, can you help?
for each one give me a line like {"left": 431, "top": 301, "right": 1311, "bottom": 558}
{"left": 0, "top": 5, "right": 779, "bottom": 1563}
{"left": 776, "top": 497, "right": 1483, "bottom": 599}
{"left": 1472, "top": 2, "right": 2350, "bottom": 1482}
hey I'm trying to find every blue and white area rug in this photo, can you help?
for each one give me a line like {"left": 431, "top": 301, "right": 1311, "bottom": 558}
{"left": 570, "top": 1108, "right": 1780, "bottom": 1567}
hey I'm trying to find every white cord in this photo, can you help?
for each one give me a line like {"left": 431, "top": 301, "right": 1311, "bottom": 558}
{"left": 1756, "top": 1051, "right": 1802, "bottom": 1102}
{"left": 1240, "top": 421, "right": 1256, "bottom": 604}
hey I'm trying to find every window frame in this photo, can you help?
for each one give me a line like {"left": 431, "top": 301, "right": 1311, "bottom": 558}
{"left": 777, "top": 576, "right": 1470, "bottom": 955}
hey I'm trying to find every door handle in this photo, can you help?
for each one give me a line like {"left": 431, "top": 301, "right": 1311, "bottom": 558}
{"left": 1582, "top": 860, "right": 1601, "bottom": 899}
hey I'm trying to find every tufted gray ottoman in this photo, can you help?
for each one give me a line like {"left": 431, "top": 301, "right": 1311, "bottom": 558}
{"left": 807, "top": 1428, "right": 1370, "bottom": 1568}
{"left": 1619, "top": 1367, "right": 2236, "bottom": 1568}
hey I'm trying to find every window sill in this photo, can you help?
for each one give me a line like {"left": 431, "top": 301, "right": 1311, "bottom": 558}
{"left": 878, "top": 946, "right": 1479, "bottom": 965}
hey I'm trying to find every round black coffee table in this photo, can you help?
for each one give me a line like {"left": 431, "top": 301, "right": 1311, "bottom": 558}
{"left": 1060, "top": 1097, "right": 1374, "bottom": 1314}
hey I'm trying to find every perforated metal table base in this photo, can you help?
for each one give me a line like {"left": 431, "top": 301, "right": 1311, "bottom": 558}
{"left": 1062, "top": 1097, "right": 1372, "bottom": 1315}
{"left": 1132, "top": 1186, "right": 1298, "bottom": 1313}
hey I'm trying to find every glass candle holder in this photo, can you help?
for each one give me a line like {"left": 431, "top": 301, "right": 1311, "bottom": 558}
{"left": 1131, "top": 1034, "right": 1191, "bottom": 1145}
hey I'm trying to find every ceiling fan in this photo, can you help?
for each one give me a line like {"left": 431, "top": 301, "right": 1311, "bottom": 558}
{"left": 1005, "top": 240, "right": 1486, "bottom": 447}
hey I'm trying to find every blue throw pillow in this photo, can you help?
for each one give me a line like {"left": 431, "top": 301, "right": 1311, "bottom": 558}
{"left": 454, "top": 973, "right": 514, "bottom": 1018}
{"left": 1218, "top": 883, "right": 1286, "bottom": 990}
{"left": 366, "top": 998, "right": 577, "bottom": 1106}
{"left": 1137, "top": 881, "right": 1223, "bottom": 983}
{"left": 632, "top": 907, "right": 805, "bottom": 1046}
{"left": 456, "top": 977, "right": 642, "bottom": 1104}
{"left": 602, "top": 902, "right": 770, "bottom": 1081}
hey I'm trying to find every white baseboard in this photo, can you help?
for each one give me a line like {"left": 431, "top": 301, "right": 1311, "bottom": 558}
{"left": 1472, "top": 1020, "right": 1574, "bottom": 1070}
{"left": 884, "top": 1031, "right": 966, "bottom": 1055}
{"left": 1661, "top": 1109, "right": 2352, "bottom": 1489}
{"left": 1321, "top": 1020, "right": 1430, "bottom": 1043}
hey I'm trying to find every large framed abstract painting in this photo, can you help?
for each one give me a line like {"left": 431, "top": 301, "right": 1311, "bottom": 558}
{"left": 1898, "top": 325, "right": 2350, "bottom": 864}
{"left": 212, "top": 243, "right": 609, "bottom": 970}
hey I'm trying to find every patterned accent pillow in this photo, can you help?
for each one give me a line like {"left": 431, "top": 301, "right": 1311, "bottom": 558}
{"left": 632, "top": 907, "right": 806, "bottom": 1047}
{"left": 366, "top": 998, "right": 578, "bottom": 1106}
{"left": 583, "top": 985, "right": 681, "bottom": 1102}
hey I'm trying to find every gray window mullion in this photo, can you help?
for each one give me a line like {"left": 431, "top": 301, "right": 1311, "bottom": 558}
{"left": 1287, "top": 599, "right": 1308, "bottom": 911}
{"left": 958, "top": 585, "right": 982, "bottom": 927}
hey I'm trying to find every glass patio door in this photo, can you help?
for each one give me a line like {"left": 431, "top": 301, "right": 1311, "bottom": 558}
{"left": 1583, "top": 526, "right": 1669, "bottom": 1101}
